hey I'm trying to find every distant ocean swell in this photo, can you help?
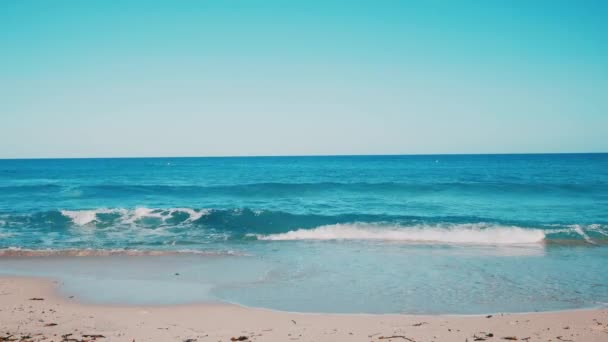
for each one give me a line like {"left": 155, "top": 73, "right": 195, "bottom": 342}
{"left": 0, "top": 208, "right": 607, "bottom": 250}
{"left": 1, "top": 181, "right": 606, "bottom": 198}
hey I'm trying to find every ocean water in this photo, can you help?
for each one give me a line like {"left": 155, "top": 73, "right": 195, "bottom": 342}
{"left": 0, "top": 154, "right": 607, "bottom": 314}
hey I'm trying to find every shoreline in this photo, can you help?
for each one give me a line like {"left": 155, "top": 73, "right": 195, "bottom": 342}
{"left": 1, "top": 276, "right": 607, "bottom": 341}
{"left": 13, "top": 271, "right": 605, "bottom": 317}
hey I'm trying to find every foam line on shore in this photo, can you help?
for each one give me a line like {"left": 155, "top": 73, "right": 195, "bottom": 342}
{"left": 0, "top": 247, "right": 240, "bottom": 257}
{"left": 253, "top": 223, "right": 547, "bottom": 245}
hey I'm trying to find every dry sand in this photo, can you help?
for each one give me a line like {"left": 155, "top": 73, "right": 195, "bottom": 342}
{"left": 1, "top": 276, "right": 607, "bottom": 341}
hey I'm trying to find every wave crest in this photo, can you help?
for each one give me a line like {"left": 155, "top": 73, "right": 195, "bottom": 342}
{"left": 60, "top": 208, "right": 207, "bottom": 226}
{"left": 253, "top": 223, "right": 546, "bottom": 245}
{"left": 2, "top": 208, "right": 605, "bottom": 245}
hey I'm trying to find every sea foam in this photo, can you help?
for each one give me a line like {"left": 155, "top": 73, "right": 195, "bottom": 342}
{"left": 60, "top": 208, "right": 208, "bottom": 226}
{"left": 0, "top": 247, "right": 240, "bottom": 257}
{"left": 60, "top": 209, "right": 117, "bottom": 225}
{"left": 254, "top": 223, "right": 546, "bottom": 245}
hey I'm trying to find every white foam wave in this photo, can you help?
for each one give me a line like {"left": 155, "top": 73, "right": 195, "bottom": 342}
{"left": 254, "top": 223, "right": 546, "bottom": 245}
{"left": 0, "top": 247, "right": 241, "bottom": 257}
{"left": 61, "top": 209, "right": 115, "bottom": 225}
{"left": 570, "top": 224, "right": 595, "bottom": 244}
{"left": 61, "top": 208, "right": 209, "bottom": 226}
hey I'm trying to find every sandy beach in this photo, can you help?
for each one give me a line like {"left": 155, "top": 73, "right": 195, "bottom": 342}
{"left": 1, "top": 277, "right": 607, "bottom": 342}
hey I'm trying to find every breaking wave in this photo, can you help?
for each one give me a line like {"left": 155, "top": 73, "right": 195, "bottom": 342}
{"left": 253, "top": 223, "right": 547, "bottom": 245}
{"left": 0, "top": 208, "right": 606, "bottom": 250}
{"left": 60, "top": 208, "right": 206, "bottom": 226}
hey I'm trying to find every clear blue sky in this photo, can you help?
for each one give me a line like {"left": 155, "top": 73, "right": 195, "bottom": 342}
{"left": 1, "top": 0, "right": 606, "bottom": 158}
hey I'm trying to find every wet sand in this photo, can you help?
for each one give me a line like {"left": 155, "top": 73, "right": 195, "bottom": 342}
{"left": 1, "top": 276, "right": 607, "bottom": 341}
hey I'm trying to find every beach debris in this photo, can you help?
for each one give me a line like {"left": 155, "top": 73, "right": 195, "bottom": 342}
{"left": 501, "top": 337, "right": 517, "bottom": 340}
{"left": 183, "top": 339, "right": 197, "bottom": 342}
{"left": 486, "top": 315, "right": 493, "bottom": 318}
{"left": 61, "top": 333, "right": 82, "bottom": 342}
{"left": 82, "top": 334, "right": 105, "bottom": 339}
{"left": 473, "top": 332, "right": 494, "bottom": 341}
{"left": 230, "top": 337, "right": 248, "bottom": 341}
{"left": 412, "top": 322, "right": 428, "bottom": 327}
{"left": 58, "top": 335, "right": 103, "bottom": 342}
{"left": 291, "top": 319, "right": 297, "bottom": 325}
{"left": 44, "top": 323, "right": 58, "bottom": 327}
{"left": 378, "top": 336, "right": 416, "bottom": 341}
{"left": 29, "top": 298, "right": 44, "bottom": 301}
{"left": 556, "top": 337, "right": 573, "bottom": 342}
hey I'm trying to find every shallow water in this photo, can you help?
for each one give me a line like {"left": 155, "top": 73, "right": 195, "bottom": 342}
{"left": 0, "top": 154, "right": 607, "bottom": 313}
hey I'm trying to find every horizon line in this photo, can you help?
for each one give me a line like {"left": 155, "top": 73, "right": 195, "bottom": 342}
{"left": 0, "top": 151, "right": 606, "bottom": 161}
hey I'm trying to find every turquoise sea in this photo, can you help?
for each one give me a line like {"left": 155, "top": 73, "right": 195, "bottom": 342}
{"left": 0, "top": 154, "right": 607, "bottom": 314}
